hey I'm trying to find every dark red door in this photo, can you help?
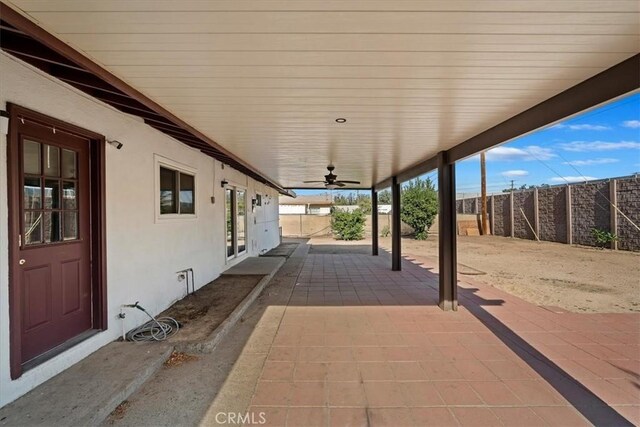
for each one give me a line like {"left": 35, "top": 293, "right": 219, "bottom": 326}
{"left": 16, "top": 121, "right": 92, "bottom": 363}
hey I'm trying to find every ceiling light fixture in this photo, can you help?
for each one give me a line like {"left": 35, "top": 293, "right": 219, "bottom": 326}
{"left": 335, "top": 118, "right": 347, "bottom": 123}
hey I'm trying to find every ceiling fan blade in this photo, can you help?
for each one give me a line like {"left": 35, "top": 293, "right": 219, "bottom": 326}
{"left": 336, "top": 182, "right": 347, "bottom": 187}
{"left": 336, "top": 180, "right": 361, "bottom": 184}
{"left": 303, "top": 180, "right": 327, "bottom": 183}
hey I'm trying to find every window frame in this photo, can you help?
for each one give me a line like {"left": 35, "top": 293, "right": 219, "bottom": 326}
{"left": 224, "top": 184, "right": 248, "bottom": 260}
{"left": 235, "top": 188, "right": 247, "bottom": 256}
{"left": 154, "top": 155, "right": 197, "bottom": 221}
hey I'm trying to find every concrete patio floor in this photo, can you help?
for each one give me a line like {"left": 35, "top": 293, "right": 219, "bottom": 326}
{"left": 237, "top": 239, "right": 639, "bottom": 426}
{"left": 105, "top": 239, "right": 639, "bottom": 426}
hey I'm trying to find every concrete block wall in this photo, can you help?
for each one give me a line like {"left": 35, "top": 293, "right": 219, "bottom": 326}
{"left": 616, "top": 177, "right": 640, "bottom": 251}
{"left": 463, "top": 198, "right": 477, "bottom": 215}
{"left": 457, "top": 175, "right": 639, "bottom": 251}
{"left": 513, "top": 191, "right": 535, "bottom": 240}
{"left": 571, "top": 181, "right": 611, "bottom": 247}
{"left": 279, "top": 214, "right": 434, "bottom": 238}
{"left": 491, "top": 194, "right": 511, "bottom": 237}
{"left": 538, "top": 186, "right": 567, "bottom": 243}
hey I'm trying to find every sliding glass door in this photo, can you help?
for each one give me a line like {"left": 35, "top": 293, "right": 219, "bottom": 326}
{"left": 225, "top": 187, "right": 247, "bottom": 259}
{"left": 236, "top": 189, "right": 246, "bottom": 254}
{"left": 226, "top": 189, "right": 234, "bottom": 258}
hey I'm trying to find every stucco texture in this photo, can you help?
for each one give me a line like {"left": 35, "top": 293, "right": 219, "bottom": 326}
{"left": 0, "top": 53, "right": 281, "bottom": 406}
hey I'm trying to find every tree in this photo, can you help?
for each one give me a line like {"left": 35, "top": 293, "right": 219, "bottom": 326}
{"left": 502, "top": 183, "right": 537, "bottom": 193}
{"left": 334, "top": 192, "right": 372, "bottom": 211}
{"left": 400, "top": 177, "right": 438, "bottom": 240}
{"left": 333, "top": 194, "right": 352, "bottom": 205}
{"left": 378, "top": 190, "right": 391, "bottom": 204}
{"left": 357, "top": 196, "right": 372, "bottom": 214}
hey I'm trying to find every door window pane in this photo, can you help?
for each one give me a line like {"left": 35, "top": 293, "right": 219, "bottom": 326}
{"left": 61, "top": 149, "right": 77, "bottom": 179}
{"left": 63, "top": 211, "right": 78, "bottom": 240}
{"left": 43, "top": 212, "right": 61, "bottom": 243}
{"left": 24, "top": 212, "right": 43, "bottom": 245}
{"left": 62, "top": 181, "right": 77, "bottom": 210}
{"left": 226, "top": 189, "right": 234, "bottom": 257}
{"left": 23, "top": 140, "right": 41, "bottom": 175}
{"left": 179, "top": 172, "right": 194, "bottom": 214}
{"left": 44, "top": 179, "right": 61, "bottom": 209}
{"left": 160, "top": 167, "right": 177, "bottom": 214}
{"left": 44, "top": 145, "right": 60, "bottom": 177}
{"left": 24, "top": 177, "right": 42, "bottom": 209}
{"left": 236, "top": 190, "right": 246, "bottom": 253}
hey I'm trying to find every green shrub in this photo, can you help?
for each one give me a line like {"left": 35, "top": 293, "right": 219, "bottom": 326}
{"left": 590, "top": 228, "right": 618, "bottom": 248}
{"left": 400, "top": 177, "right": 439, "bottom": 240}
{"left": 331, "top": 208, "right": 366, "bottom": 240}
{"left": 380, "top": 225, "right": 391, "bottom": 237}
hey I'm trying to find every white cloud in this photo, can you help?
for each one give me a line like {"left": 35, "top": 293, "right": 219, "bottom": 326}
{"left": 559, "top": 141, "right": 640, "bottom": 152}
{"left": 460, "top": 154, "right": 480, "bottom": 162}
{"left": 622, "top": 120, "right": 640, "bottom": 129}
{"left": 501, "top": 170, "right": 529, "bottom": 178}
{"left": 485, "top": 145, "right": 555, "bottom": 161}
{"left": 553, "top": 123, "right": 610, "bottom": 131}
{"left": 550, "top": 176, "right": 597, "bottom": 183}
{"left": 562, "top": 158, "right": 619, "bottom": 166}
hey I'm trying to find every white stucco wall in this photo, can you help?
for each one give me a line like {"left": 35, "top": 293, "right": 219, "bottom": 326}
{"left": 0, "top": 53, "right": 280, "bottom": 406}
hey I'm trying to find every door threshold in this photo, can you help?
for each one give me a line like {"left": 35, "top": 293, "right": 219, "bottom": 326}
{"left": 22, "top": 329, "right": 101, "bottom": 373}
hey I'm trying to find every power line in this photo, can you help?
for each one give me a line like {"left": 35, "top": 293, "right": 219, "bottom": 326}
{"left": 553, "top": 150, "right": 640, "bottom": 232}
{"left": 522, "top": 147, "right": 640, "bottom": 232}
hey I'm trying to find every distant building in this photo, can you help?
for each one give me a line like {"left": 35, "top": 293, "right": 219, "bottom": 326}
{"left": 279, "top": 194, "right": 393, "bottom": 216}
{"left": 279, "top": 193, "right": 334, "bottom": 215}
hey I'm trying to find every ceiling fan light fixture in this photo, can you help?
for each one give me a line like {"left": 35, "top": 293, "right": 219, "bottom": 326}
{"left": 335, "top": 118, "right": 347, "bottom": 123}
{"left": 325, "top": 183, "right": 339, "bottom": 189}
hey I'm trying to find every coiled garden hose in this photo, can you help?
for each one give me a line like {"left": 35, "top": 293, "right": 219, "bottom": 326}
{"left": 124, "top": 302, "right": 180, "bottom": 342}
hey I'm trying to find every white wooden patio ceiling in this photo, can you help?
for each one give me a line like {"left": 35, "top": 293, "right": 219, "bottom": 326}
{"left": 6, "top": 0, "right": 640, "bottom": 188}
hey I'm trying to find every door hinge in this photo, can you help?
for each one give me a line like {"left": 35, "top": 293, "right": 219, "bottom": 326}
{"left": 18, "top": 234, "right": 22, "bottom": 247}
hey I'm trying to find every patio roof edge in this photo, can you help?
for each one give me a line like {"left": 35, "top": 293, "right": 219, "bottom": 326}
{"left": 374, "top": 53, "right": 640, "bottom": 189}
{"left": 0, "top": 2, "right": 292, "bottom": 196}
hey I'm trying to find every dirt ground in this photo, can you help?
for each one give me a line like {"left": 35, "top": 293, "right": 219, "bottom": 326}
{"left": 311, "top": 235, "right": 640, "bottom": 313}
{"left": 163, "top": 275, "right": 263, "bottom": 343}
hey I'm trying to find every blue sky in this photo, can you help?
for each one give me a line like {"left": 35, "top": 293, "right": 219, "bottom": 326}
{"left": 456, "top": 92, "right": 640, "bottom": 196}
{"left": 296, "top": 92, "right": 640, "bottom": 197}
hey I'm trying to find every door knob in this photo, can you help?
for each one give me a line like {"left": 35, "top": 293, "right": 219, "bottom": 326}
{"left": 19, "top": 259, "right": 26, "bottom": 265}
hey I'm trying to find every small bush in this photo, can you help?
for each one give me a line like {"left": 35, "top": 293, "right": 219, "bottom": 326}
{"left": 380, "top": 225, "right": 391, "bottom": 237}
{"left": 590, "top": 228, "right": 618, "bottom": 249}
{"left": 331, "top": 208, "right": 366, "bottom": 240}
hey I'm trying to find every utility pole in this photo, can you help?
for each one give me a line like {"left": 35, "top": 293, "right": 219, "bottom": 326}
{"left": 510, "top": 180, "right": 515, "bottom": 192}
{"left": 480, "top": 151, "right": 489, "bottom": 235}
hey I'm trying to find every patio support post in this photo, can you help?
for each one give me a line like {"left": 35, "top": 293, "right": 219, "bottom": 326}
{"left": 438, "top": 151, "right": 458, "bottom": 311}
{"left": 391, "top": 176, "right": 401, "bottom": 271}
{"left": 566, "top": 185, "right": 573, "bottom": 245}
{"left": 371, "top": 188, "right": 379, "bottom": 256}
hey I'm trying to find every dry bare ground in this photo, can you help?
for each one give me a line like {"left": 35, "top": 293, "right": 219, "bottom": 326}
{"left": 313, "top": 235, "right": 640, "bottom": 313}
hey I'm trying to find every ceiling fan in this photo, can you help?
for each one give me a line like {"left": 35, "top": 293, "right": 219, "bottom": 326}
{"left": 303, "top": 165, "right": 361, "bottom": 189}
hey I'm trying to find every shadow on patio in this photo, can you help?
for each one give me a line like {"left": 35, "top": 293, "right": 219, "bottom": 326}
{"left": 108, "top": 239, "right": 638, "bottom": 426}
{"left": 248, "top": 239, "right": 637, "bottom": 425}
